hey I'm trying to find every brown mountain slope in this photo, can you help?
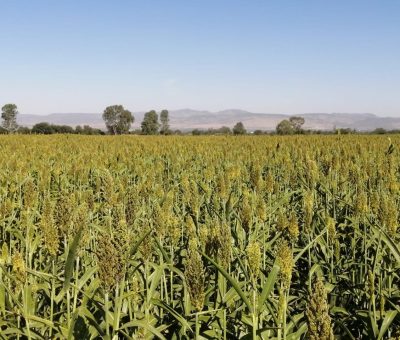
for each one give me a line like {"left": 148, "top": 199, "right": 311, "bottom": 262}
{"left": 17, "top": 110, "right": 400, "bottom": 131}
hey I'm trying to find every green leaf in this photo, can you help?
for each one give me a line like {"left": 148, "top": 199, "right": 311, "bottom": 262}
{"left": 148, "top": 264, "right": 166, "bottom": 299}
{"left": 118, "top": 320, "right": 167, "bottom": 340}
{"left": 201, "top": 252, "right": 252, "bottom": 311}
{"left": 370, "top": 224, "right": 400, "bottom": 263}
{"left": 153, "top": 236, "right": 171, "bottom": 263}
{"left": 151, "top": 298, "right": 192, "bottom": 331}
{"left": 286, "top": 321, "right": 307, "bottom": 340}
{"left": 64, "top": 226, "right": 83, "bottom": 290}
{"left": 378, "top": 310, "right": 397, "bottom": 340}
{"left": 79, "top": 306, "right": 105, "bottom": 337}
{"left": 130, "top": 228, "right": 152, "bottom": 257}
{"left": 257, "top": 264, "right": 279, "bottom": 314}
{"left": 294, "top": 228, "right": 327, "bottom": 263}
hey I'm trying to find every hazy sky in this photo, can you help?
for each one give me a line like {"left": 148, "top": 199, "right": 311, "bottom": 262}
{"left": 1, "top": 1, "right": 399, "bottom": 116}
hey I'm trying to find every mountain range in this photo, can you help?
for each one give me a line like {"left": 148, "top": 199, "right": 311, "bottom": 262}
{"left": 16, "top": 110, "right": 400, "bottom": 131}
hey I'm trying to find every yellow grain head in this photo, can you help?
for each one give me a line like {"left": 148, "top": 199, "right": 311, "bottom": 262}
{"left": 240, "top": 191, "right": 252, "bottom": 233}
{"left": 199, "top": 225, "right": 209, "bottom": 249}
{"left": 303, "top": 191, "right": 314, "bottom": 231}
{"left": 388, "top": 174, "right": 399, "bottom": 194}
{"left": 250, "top": 162, "right": 262, "bottom": 192}
{"left": 23, "top": 177, "right": 37, "bottom": 210}
{"left": 288, "top": 212, "right": 299, "bottom": 243}
{"left": 0, "top": 198, "right": 13, "bottom": 220}
{"left": 370, "top": 191, "right": 380, "bottom": 215}
{"left": 247, "top": 241, "right": 261, "bottom": 282}
{"left": 307, "top": 158, "right": 319, "bottom": 187}
{"left": 219, "top": 222, "right": 232, "bottom": 269}
{"left": 113, "top": 205, "right": 131, "bottom": 257}
{"left": 84, "top": 189, "right": 95, "bottom": 211}
{"left": 256, "top": 196, "right": 267, "bottom": 222}
{"left": 12, "top": 251, "right": 26, "bottom": 291}
{"left": 102, "top": 170, "right": 115, "bottom": 207}
{"left": 379, "top": 195, "right": 398, "bottom": 237}
{"left": 265, "top": 172, "right": 275, "bottom": 194}
{"left": 184, "top": 239, "right": 205, "bottom": 312}
{"left": 277, "top": 210, "right": 288, "bottom": 232}
{"left": 96, "top": 233, "right": 126, "bottom": 291}
{"left": 40, "top": 195, "right": 59, "bottom": 257}
{"left": 276, "top": 239, "right": 293, "bottom": 290}
{"left": 139, "top": 225, "right": 153, "bottom": 261}
{"left": 186, "top": 215, "right": 196, "bottom": 239}
{"left": 305, "top": 277, "right": 334, "bottom": 340}
{"left": 189, "top": 181, "right": 200, "bottom": 215}
{"left": 54, "top": 193, "right": 75, "bottom": 237}
{"left": 326, "top": 216, "right": 336, "bottom": 243}
{"left": 217, "top": 174, "right": 228, "bottom": 201}
{"left": 355, "top": 190, "right": 368, "bottom": 217}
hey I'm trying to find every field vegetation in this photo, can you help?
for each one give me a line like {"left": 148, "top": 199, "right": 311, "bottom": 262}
{"left": 0, "top": 135, "right": 399, "bottom": 339}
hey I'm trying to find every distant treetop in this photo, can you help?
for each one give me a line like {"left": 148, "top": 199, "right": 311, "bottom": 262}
{"left": 276, "top": 116, "right": 305, "bottom": 135}
{"left": 1, "top": 103, "right": 19, "bottom": 133}
{"left": 233, "top": 121, "right": 247, "bottom": 135}
{"left": 102, "top": 105, "right": 134, "bottom": 134}
{"left": 141, "top": 110, "right": 160, "bottom": 135}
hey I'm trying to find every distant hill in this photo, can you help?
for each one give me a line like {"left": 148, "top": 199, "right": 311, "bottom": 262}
{"left": 18, "top": 113, "right": 105, "bottom": 128}
{"left": 17, "top": 110, "right": 400, "bottom": 131}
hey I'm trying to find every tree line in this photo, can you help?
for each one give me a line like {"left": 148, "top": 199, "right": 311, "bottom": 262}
{"left": 2, "top": 103, "right": 398, "bottom": 135}
{"left": 0, "top": 104, "right": 104, "bottom": 134}
{"left": 0, "top": 104, "right": 173, "bottom": 135}
{"left": 102, "top": 105, "right": 171, "bottom": 135}
{"left": 1, "top": 103, "right": 247, "bottom": 135}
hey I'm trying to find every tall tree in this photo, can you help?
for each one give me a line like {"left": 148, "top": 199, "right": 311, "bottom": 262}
{"left": 141, "top": 110, "right": 159, "bottom": 135}
{"left": 32, "top": 122, "right": 54, "bottom": 134}
{"left": 276, "top": 119, "right": 294, "bottom": 135}
{"left": 289, "top": 116, "right": 305, "bottom": 133}
{"left": 233, "top": 121, "right": 246, "bottom": 135}
{"left": 276, "top": 116, "right": 306, "bottom": 135}
{"left": 1, "top": 104, "right": 18, "bottom": 133}
{"left": 102, "top": 105, "right": 134, "bottom": 134}
{"left": 160, "top": 109, "right": 170, "bottom": 135}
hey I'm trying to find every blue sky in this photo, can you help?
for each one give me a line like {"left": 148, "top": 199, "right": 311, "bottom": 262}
{"left": 1, "top": 1, "right": 399, "bottom": 116}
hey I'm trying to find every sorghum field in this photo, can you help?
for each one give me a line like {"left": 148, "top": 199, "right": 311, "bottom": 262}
{"left": 0, "top": 135, "right": 399, "bottom": 339}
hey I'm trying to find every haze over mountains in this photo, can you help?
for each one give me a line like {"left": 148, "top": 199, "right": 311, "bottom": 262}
{"left": 17, "top": 110, "right": 400, "bottom": 131}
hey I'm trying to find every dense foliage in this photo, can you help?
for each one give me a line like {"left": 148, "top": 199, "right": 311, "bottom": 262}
{"left": 102, "top": 105, "right": 134, "bottom": 135}
{"left": 1, "top": 104, "right": 18, "bottom": 133}
{"left": 141, "top": 110, "right": 160, "bottom": 135}
{"left": 0, "top": 135, "right": 399, "bottom": 339}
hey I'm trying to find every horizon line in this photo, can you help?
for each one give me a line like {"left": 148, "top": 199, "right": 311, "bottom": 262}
{"left": 16, "top": 110, "right": 383, "bottom": 117}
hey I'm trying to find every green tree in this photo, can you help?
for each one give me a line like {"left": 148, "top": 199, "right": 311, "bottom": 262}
{"left": 192, "top": 129, "right": 201, "bottom": 135}
{"left": 102, "top": 105, "right": 134, "bottom": 135}
{"left": 17, "top": 126, "right": 31, "bottom": 134}
{"left": 289, "top": 116, "right": 305, "bottom": 133}
{"left": 276, "top": 119, "right": 294, "bottom": 135}
{"left": 1, "top": 104, "right": 18, "bottom": 132}
{"left": 218, "top": 126, "right": 232, "bottom": 135}
{"left": 253, "top": 130, "right": 264, "bottom": 135}
{"left": 233, "top": 121, "right": 247, "bottom": 135}
{"left": 52, "top": 125, "right": 74, "bottom": 134}
{"left": 75, "top": 125, "right": 83, "bottom": 134}
{"left": 32, "top": 122, "right": 54, "bottom": 134}
{"left": 160, "top": 109, "right": 170, "bottom": 135}
{"left": 141, "top": 110, "right": 159, "bottom": 135}
{"left": 372, "top": 127, "right": 386, "bottom": 134}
